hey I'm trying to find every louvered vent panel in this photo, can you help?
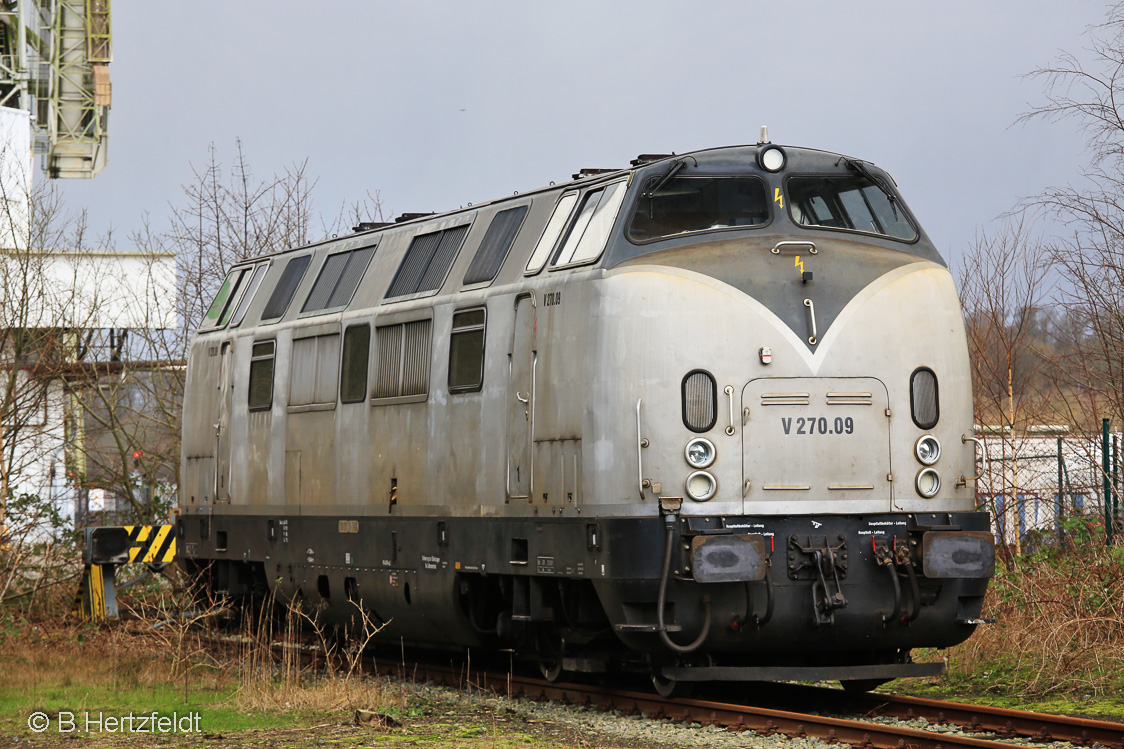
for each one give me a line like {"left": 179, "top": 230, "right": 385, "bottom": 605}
{"left": 386, "top": 232, "right": 442, "bottom": 298}
{"left": 418, "top": 225, "right": 469, "bottom": 293}
{"left": 326, "top": 245, "right": 376, "bottom": 308}
{"left": 302, "top": 252, "right": 349, "bottom": 312}
{"left": 682, "top": 370, "right": 717, "bottom": 432}
{"left": 401, "top": 319, "right": 432, "bottom": 396}
{"left": 373, "top": 325, "right": 403, "bottom": 399}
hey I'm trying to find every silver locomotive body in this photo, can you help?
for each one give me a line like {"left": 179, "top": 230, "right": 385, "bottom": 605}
{"left": 179, "top": 143, "right": 993, "bottom": 687}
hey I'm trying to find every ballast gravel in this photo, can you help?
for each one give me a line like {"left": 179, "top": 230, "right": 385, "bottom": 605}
{"left": 407, "top": 680, "right": 1087, "bottom": 749}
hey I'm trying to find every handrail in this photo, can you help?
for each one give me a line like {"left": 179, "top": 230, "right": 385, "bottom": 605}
{"left": 803, "top": 298, "right": 818, "bottom": 345}
{"left": 637, "top": 398, "right": 649, "bottom": 499}
{"left": 961, "top": 434, "right": 989, "bottom": 482}
{"left": 724, "top": 385, "right": 736, "bottom": 436}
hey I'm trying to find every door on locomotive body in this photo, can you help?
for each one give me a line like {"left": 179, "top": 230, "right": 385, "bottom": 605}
{"left": 740, "top": 377, "right": 893, "bottom": 511}
{"left": 215, "top": 340, "right": 234, "bottom": 503}
{"left": 506, "top": 293, "right": 536, "bottom": 501}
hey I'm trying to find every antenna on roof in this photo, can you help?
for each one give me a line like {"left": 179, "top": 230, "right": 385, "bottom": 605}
{"left": 758, "top": 125, "right": 770, "bottom": 145}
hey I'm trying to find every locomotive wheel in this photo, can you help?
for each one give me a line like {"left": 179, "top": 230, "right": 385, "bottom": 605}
{"left": 539, "top": 658, "right": 563, "bottom": 682}
{"left": 651, "top": 672, "right": 693, "bottom": 698}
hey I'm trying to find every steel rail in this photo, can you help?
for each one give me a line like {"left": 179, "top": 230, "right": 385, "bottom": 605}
{"left": 854, "top": 689, "right": 1123, "bottom": 748}
{"left": 745, "top": 683, "right": 1124, "bottom": 748}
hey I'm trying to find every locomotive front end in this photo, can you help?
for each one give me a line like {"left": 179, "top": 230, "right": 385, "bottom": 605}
{"left": 590, "top": 143, "right": 994, "bottom": 689}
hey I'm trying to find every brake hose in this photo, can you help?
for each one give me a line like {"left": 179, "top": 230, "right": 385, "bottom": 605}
{"left": 656, "top": 517, "right": 712, "bottom": 653}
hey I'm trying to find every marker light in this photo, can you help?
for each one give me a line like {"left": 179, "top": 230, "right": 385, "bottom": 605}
{"left": 685, "top": 437, "right": 716, "bottom": 469}
{"left": 916, "top": 468, "right": 940, "bottom": 498}
{"left": 915, "top": 435, "right": 941, "bottom": 465}
{"left": 685, "top": 471, "right": 718, "bottom": 501}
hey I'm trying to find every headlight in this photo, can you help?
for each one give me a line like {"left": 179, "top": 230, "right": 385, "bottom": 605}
{"left": 685, "top": 471, "right": 717, "bottom": 501}
{"left": 757, "top": 145, "right": 787, "bottom": 172}
{"left": 915, "top": 468, "right": 940, "bottom": 498}
{"left": 684, "top": 437, "right": 716, "bottom": 469}
{"left": 915, "top": 435, "right": 941, "bottom": 465}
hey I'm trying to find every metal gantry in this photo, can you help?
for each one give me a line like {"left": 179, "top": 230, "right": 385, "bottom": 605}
{"left": 0, "top": 0, "right": 111, "bottom": 179}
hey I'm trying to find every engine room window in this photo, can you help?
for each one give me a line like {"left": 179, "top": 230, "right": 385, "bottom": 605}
{"left": 628, "top": 177, "right": 769, "bottom": 242}
{"left": 289, "top": 333, "right": 341, "bottom": 407}
{"left": 448, "top": 308, "right": 486, "bottom": 393}
{"left": 526, "top": 192, "right": 577, "bottom": 274}
{"left": 910, "top": 367, "right": 939, "bottom": 429}
{"left": 552, "top": 180, "right": 627, "bottom": 267}
{"left": 463, "top": 206, "right": 528, "bottom": 285}
{"left": 386, "top": 225, "right": 470, "bottom": 298}
{"left": 373, "top": 319, "right": 432, "bottom": 401}
{"left": 301, "top": 245, "right": 377, "bottom": 314}
{"left": 200, "top": 267, "right": 249, "bottom": 331}
{"left": 261, "top": 255, "right": 311, "bottom": 322}
{"left": 340, "top": 324, "right": 371, "bottom": 403}
{"left": 787, "top": 175, "right": 917, "bottom": 241}
{"left": 247, "top": 340, "right": 276, "bottom": 411}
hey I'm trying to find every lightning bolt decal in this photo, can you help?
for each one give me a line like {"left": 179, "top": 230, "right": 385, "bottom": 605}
{"left": 774, "top": 187, "right": 784, "bottom": 208}
{"left": 795, "top": 255, "right": 804, "bottom": 274}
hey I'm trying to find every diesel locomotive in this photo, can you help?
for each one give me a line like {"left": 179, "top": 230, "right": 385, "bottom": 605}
{"left": 179, "top": 132, "right": 995, "bottom": 693}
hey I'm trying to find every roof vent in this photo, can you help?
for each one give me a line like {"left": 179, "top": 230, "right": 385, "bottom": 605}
{"left": 571, "top": 168, "right": 619, "bottom": 180}
{"left": 630, "top": 153, "right": 673, "bottom": 166}
{"left": 394, "top": 212, "right": 435, "bottom": 223}
{"left": 353, "top": 221, "right": 391, "bottom": 233}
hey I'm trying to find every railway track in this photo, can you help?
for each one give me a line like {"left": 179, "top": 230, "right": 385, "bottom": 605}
{"left": 203, "top": 635, "right": 1124, "bottom": 749}
{"left": 755, "top": 683, "right": 1124, "bottom": 748}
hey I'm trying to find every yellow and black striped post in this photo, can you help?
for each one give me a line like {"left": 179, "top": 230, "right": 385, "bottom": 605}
{"left": 123, "top": 524, "right": 177, "bottom": 565}
{"left": 75, "top": 524, "right": 177, "bottom": 620}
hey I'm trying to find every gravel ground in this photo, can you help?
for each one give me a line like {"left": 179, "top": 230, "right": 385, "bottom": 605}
{"left": 409, "top": 679, "right": 1096, "bottom": 749}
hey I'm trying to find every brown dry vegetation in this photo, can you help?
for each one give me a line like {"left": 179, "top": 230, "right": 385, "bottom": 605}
{"left": 921, "top": 521, "right": 1124, "bottom": 705}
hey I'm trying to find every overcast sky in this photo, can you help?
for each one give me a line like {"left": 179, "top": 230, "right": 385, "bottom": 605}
{"left": 49, "top": 1, "right": 1113, "bottom": 268}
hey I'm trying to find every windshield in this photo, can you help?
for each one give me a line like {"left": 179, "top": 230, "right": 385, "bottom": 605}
{"left": 787, "top": 175, "right": 917, "bottom": 241}
{"left": 628, "top": 176, "right": 769, "bottom": 242}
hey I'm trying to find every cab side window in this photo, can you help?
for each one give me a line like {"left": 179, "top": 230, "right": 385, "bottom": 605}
{"left": 448, "top": 309, "right": 486, "bottom": 393}
{"left": 247, "top": 341, "right": 276, "bottom": 410}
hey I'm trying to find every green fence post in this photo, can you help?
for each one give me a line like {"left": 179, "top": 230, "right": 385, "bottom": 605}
{"left": 1104, "top": 418, "right": 1113, "bottom": 545}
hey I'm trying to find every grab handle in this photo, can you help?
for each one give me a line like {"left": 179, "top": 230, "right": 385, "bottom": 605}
{"left": 961, "top": 434, "right": 988, "bottom": 482}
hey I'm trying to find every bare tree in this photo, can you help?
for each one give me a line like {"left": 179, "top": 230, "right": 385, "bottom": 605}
{"left": 63, "top": 141, "right": 386, "bottom": 520}
{"left": 1020, "top": 6, "right": 1124, "bottom": 532}
{"left": 958, "top": 219, "right": 1053, "bottom": 556}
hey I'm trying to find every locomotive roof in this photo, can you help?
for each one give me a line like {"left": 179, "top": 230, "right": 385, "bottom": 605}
{"left": 241, "top": 143, "right": 905, "bottom": 265}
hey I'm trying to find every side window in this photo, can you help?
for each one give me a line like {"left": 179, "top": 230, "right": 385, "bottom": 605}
{"left": 228, "top": 263, "right": 270, "bottom": 327}
{"left": 385, "top": 225, "right": 470, "bottom": 299}
{"left": 372, "top": 319, "right": 432, "bottom": 402}
{"left": 301, "top": 245, "right": 377, "bottom": 314}
{"left": 201, "top": 267, "right": 249, "bottom": 331}
{"left": 526, "top": 193, "right": 577, "bottom": 275}
{"left": 552, "top": 180, "right": 627, "bottom": 267}
{"left": 448, "top": 308, "right": 486, "bottom": 393}
{"left": 340, "top": 324, "right": 371, "bottom": 403}
{"left": 289, "top": 333, "right": 341, "bottom": 407}
{"left": 247, "top": 341, "right": 276, "bottom": 411}
{"left": 463, "top": 206, "right": 528, "bottom": 285}
{"left": 261, "top": 255, "right": 312, "bottom": 322}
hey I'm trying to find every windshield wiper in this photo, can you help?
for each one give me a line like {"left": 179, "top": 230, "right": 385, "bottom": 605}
{"left": 643, "top": 159, "right": 686, "bottom": 198}
{"left": 839, "top": 156, "right": 899, "bottom": 220}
